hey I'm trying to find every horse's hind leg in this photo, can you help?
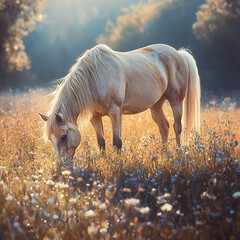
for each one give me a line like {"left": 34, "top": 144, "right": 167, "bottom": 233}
{"left": 150, "top": 97, "right": 170, "bottom": 144}
{"left": 108, "top": 104, "right": 122, "bottom": 150}
{"left": 91, "top": 115, "right": 106, "bottom": 151}
{"left": 169, "top": 101, "right": 183, "bottom": 146}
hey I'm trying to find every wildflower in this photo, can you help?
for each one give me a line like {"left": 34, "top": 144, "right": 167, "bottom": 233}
{"left": 13, "top": 222, "right": 20, "bottom": 229}
{"left": 230, "top": 210, "right": 235, "bottom": 214}
{"left": 123, "top": 187, "right": 131, "bottom": 193}
{"left": 6, "top": 193, "right": 13, "bottom": 201}
{"left": 31, "top": 198, "right": 37, "bottom": 204}
{"left": 176, "top": 210, "right": 184, "bottom": 216}
{"left": 53, "top": 214, "right": 59, "bottom": 220}
{"left": 138, "top": 207, "right": 150, "bottom": 215}
{"left": 124, "top": 198, "right": 140, "bottom": 206}
{"left": 38, "top": 169, "right": 44, "bottom": 174}
{"left": 23, "top": 195, "right": 29, "bottom": 201}
{"left": 69, "top": 198, "right": 77, "bottom": 203}
{"left": 157, "top": 193, "right": 171, "bottom": 204}
{"left": 100, "top": 228, "right": 108, "bottom": 236}
{"left": 201, "top": 191, "right": 216, "bottom": 200}
{"left": 85, "top": 210, "right": 96, "bottom": 217}
{"left": 232, "top": 191, "right": 240, "bottom": 199}
{"left": 46, "top": 179, "right": 54, "bottom": 186}
{"left": 98, "top": 203, "right": 107, "bottom": 210}
{"left": 47, "top": 198, "right": 55, "bottom": 204}
{"left": 62, "top": 170, "right": 71, "bottom": 176}
{"left": 68, "top": 210, "right": 73, "bottom": 216}
{"left": 210, "top": 211, "right": 221, "bottom": 217}
{"left": 151, "top": 188, "right": 157, "bottom": 194}
{"left": 138, "top": 187, "right": 145, "bottom": 192}
{"left": 55, "top": 182, "right": 69, "bottom": 189}
{"left": 87, "top": 223, "right": 99, "bottom": 235}
{"left": 160, "top": 203, "right": 173, "bottom": 212}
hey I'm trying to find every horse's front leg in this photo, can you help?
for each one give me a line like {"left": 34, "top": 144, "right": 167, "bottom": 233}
{"left": 109, "top": 105, "right": 122, "bottom": 150}
{"left": 91, "top": 115, "right": 106, "bottom": 151}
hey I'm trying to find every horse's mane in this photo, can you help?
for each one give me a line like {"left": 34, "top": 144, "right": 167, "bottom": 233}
{"left": 45, "top": 44, "right": 117, "bottom": 140}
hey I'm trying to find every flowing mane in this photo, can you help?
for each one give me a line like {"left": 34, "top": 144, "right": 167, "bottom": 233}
{"left": 45, "top": 44, "right": 117, "bottom": 140}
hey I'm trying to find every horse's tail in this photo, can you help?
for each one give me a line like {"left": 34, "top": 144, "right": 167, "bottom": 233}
{"left": 178, "top": 49, "right": 201, "bottom": 140}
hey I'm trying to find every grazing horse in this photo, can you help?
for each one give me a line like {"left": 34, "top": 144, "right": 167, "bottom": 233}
{"left": 39, "top": 44, "right": 200, "bottom": 160}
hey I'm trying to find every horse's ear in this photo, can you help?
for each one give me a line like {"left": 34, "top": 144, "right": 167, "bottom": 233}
{"left": 55, "top": 113, "right": 63, "bottom": 123}
{"left": 39, "top": 113, "right": 48, "bottom": 122}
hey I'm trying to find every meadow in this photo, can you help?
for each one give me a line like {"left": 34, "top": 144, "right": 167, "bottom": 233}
{"left": 0, "top": 89, "right": 239, "bottom": 239}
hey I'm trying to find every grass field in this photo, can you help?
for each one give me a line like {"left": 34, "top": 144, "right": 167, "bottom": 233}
{"left": 0, "top": 89, "right": 239, "bottom": 239}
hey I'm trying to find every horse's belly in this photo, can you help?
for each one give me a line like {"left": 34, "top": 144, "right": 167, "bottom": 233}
{"left": 122, "top": 88, "right": 161, "bottom": 114}
{"left": 122, "top": 104, "right": 152, "bottom": 114}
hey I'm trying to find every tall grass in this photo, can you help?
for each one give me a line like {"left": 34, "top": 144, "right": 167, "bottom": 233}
{"left": 0, "top": 89, "right": 239, "bottom": 239}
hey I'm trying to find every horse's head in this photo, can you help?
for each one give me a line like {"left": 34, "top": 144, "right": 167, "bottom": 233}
{"left": 39, "top": 113, "right": 81, "bottom": 160}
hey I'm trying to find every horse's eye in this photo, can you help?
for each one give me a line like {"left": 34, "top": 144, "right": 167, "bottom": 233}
{"left": 61, "top": 134, "right": 67, "bottom": 141}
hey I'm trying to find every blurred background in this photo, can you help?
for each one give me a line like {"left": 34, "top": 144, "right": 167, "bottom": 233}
{"left": 0, "top": 0, "right": 240, "bottom": 99}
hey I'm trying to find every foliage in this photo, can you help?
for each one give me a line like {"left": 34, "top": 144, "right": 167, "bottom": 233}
{"left": 192, "top": 0, "right": 240, "bottom": 90}
{"left": 0, "top": 90, "right": 239, "bottom": 239}
{"left": 193, "top": 0, "right": 240, "bottom": 37}
{"left": 0, "top": 0, "right": 46, "bottom": 85}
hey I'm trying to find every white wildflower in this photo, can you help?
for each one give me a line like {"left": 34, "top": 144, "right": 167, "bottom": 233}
{"left": 201, "top": 191, "right": 216, "bottom": 200}
{"left": 138, "top": 207, "right": 150, "bottom": 215}
{"left": 157, "top": 193, "right": 171, "bottom": 205}
{"left": 99, "top": 203, "right": 107, "bottom": 210}
{"left": 176, "top": 210, "right": 184, "bottom": 216}
{"left": 232, "top": 191, "right": 240, "bottom": 199}
{"left": 69, "top": 198, "right": 77, "bottom": 203}
{"left": 53, "top": 214, "right": 59, "bottom": 220}
{"left": 6, "top": 193, "right": 13, "bottom": 201}
{"left": 55, "top": 182, "right": 69, "bottom": 189}
{"left": 46, "top": 179, "right": 54, "bottom": 186}
{"left": 163, "top": 193, "right": 171, "bottom": 198}
{"left": 160, "top": 203, "right": 173, "bottom": 212}
{"left": 92, "top": 201, "right": 99, "bottom": 207}
{"left": 85, "top": 210, "right": 96, "bottom": 218}
{"left": 62, "top": 170, "right": 71, "bottom": 176}
{"left": 32, "top": 175, "right": 39, "bottom": 180}
{"left": 124, "top": 198, "right": 140, "bottom": 206}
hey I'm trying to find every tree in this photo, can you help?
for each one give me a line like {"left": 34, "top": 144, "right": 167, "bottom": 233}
{"left": 193, "top": 0, "right": 240, "bottom": 91}
{"left": 0, "top": 0, "right": 46, "bottom": 88}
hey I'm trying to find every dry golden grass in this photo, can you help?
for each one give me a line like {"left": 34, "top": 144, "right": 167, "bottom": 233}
{"left": 0, "top": 89, "right": 239, "bottom": 239}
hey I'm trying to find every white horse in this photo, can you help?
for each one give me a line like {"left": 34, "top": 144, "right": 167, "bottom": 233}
{"left": 39, "top": 44, "right": 200, "bottom": 160}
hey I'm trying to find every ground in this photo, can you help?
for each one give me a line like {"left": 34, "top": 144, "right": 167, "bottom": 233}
{"left": 0, "top": 89, "right": 239, "bottom": 239}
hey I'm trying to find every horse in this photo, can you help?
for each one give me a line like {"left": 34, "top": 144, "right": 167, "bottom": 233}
{"left": 39, "top": 44, "right": 201, "bottom": 160}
